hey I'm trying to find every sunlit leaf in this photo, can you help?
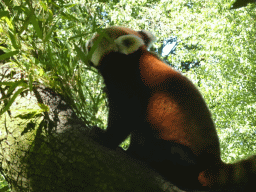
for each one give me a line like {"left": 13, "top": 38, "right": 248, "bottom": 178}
{"left": 38, "top": 103, "right": 50, "bottom": 112}
{"left": 0, "top": 87, "right": 28, "bottom": 116}
{"left": 39, "top": 0, "right": 48, "bottom": 11}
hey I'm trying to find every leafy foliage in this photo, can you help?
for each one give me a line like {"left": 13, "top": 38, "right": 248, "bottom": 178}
{"left": 0, "top": 174, "right": 10, "bottom": 192}
{"left": 0, "top": 0, "right": 108, "bottom": 128}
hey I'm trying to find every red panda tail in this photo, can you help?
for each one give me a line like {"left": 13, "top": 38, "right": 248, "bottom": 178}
{"left": 198, "top": 156, "right": 256, "bottom": 190}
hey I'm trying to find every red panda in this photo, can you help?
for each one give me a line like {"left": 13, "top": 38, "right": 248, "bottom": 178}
{"left": 86, "top": 26, "right": 256, "bottom": 191}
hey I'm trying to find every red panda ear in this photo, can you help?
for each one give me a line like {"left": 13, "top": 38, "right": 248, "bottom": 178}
{"left": 138, "top": 30, "right": 156, "bottom": 49}
{"left": 114, "top": 34, "right": 145, "bottom": 55}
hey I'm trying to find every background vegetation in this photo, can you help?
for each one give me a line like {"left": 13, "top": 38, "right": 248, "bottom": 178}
{"left": 0, "top": 0, "right": 255, "bottom": 190}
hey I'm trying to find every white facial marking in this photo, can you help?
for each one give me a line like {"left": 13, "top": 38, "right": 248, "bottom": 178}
{"left": 89, "top": 38, "right": 118, "bottom": 66}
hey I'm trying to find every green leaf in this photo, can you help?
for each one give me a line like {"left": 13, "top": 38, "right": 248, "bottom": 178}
{"left": 63, "top": 3, "right": 76, "bottom": 8}
{"left": 28, "top": 73, "right": 33, "bottom": 91}
{"left": 44, "top": 23, "right": 55, "bottom": 42}
{"left": 5, "top": 80, "right": 28, "bottom": 96}
{"left": 0, "top": 87, "right": 28, "bottom": 116}
{"left": 74, "top": 44, "right": 88, "bottom": 65}
{"left": 39, "top": 0, "right": 48, "bottom": 11}
{"left": 30, "top": 15, "right": 43, "bottom": 39}
{"left": 0, "top": 11, "right": 9, "bottom": 18}
{"left": 60, "top": 11, "right": 79, "bottom": 21}
{"left": 47, "top": 44, "right": 53, "bottom": 66}
{"left": 2, "top": 15, "right": 13, "bottom": 30}
{"left": 19, "top": 10, "right": 34, "bottom": 35}
{"left": 38, "top": 103, "right": 50, "bottom": 112}
{"left": 0, "top": 186, "right": 10, "bottom": 192}
{"left": 81, "top": 33, "right": 107, "bottom": 65}
{"left": 0, "top": 51, "right": 19, "bottom": 60}
{"left": 0, "top": 82, "right": 13, "bottom": 87}
{"left": 16, "top": 110, "right": 43, "bottom": 119}
{"left": 69, "top": 33, "right": 89, "bottom": 40}
{"left": 47, "top": 9, "right": 53, "bottom": 23}
{"left": 8, "top": 30, "right": 20, "bottom": 49}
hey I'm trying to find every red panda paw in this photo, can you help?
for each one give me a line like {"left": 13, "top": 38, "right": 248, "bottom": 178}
{"left": 198, "top": 171, "right": 212, "bottom": 187}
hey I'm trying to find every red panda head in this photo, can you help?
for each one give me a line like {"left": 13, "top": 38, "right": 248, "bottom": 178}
{"left": 86, "top": 26, "right": 156, "bottom": 66}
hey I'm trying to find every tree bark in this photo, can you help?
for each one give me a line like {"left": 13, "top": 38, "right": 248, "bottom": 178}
{"left": 0, "top": 81, "right": 188, "bottom": 192}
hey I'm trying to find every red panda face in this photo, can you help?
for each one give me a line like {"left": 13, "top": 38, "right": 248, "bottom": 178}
{"left": 86, "top": 26, "right": 156, "bottom": 66}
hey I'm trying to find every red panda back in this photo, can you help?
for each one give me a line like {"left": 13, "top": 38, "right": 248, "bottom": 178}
{"left": 139, "top": 50, "right": 220, "bottom": 156}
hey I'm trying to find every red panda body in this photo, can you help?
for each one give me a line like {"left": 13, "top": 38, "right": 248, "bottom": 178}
{"left": 87, "top": 26, "right": 256, "bottom": 191}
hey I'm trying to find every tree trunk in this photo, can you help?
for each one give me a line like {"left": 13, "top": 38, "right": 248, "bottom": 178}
{"left": 0, "top": 81, "right": 188, "bottom": 192}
